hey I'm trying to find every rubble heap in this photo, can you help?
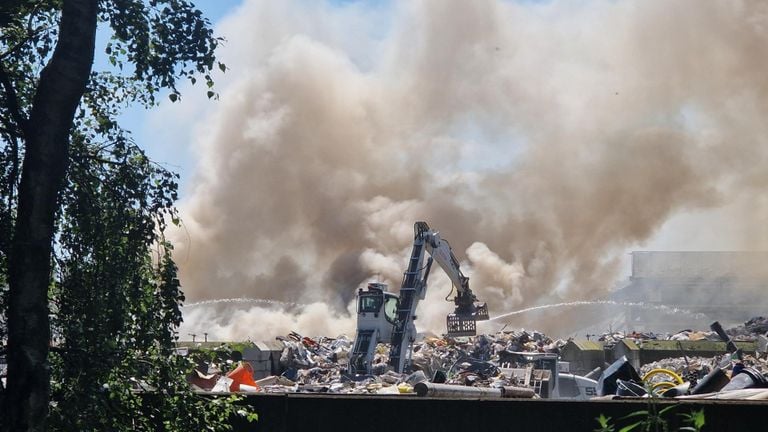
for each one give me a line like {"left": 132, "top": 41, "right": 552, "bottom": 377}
{"left": 188, "top": 329, "right": 565, "bottom": 395}
{"left": 727, "top": 316, "right": 768, "bottom": 340}
{"left": 268, "top": 329, "right": 566, "bottom": 394}
{"left": 184, "top": 317, "right": 768, "bottom": 400}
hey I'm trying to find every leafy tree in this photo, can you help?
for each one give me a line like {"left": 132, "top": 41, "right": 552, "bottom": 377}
{"left": 0, "top": 1, "right": 247, "bottom": 431}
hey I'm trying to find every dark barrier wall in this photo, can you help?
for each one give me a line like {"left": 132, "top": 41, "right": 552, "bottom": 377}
{"left": 233, "top": 393, "right": 767, "bottom": 432}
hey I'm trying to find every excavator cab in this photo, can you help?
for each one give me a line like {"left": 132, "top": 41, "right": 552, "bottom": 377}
{"left": 356, "top": 283, "right": 398, "bottom": 323}
{"left": 348, "top": 283, "right": 398, "bottom": 374}
{"left": 350, "top": 221, "right": 492, "bottom": 374}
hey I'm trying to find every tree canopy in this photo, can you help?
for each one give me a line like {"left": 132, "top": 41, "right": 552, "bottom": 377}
{"left": 0, "top": 1, "right": 248, "bottom": 430}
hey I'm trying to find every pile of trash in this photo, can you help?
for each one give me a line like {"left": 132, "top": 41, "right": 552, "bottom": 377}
{"left": 185, "top": 317, "right": 768, "bottom": 400}
{"left": 727, "top": 316, "right": 768, "bottom": 340}
{"left": 597, "top": 320, "right": 768, "bottom": 400}
{"left": 599, "top": 351, "right": 768, "bottom": 400}
{"left": 267, "top": 329, "right": 565, "bottom": 395}
{"left": 599, "top": 329, "right": 730, "bottom": 344}
{"left": 187, "top": 329, "right": 564, "bottom": 396}
{"left": 595, "top": 318, "right": 768, "bottom": 346}
{"left": 639, "top": 353, "right": 768, "bottom": 378}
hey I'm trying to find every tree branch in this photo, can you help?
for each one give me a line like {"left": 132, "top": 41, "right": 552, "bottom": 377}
{"left": 1, "top": 1, "right": 51, "bottom": 60}
{"left": 0, "top": 61, "right": 28, "bottom": 136}
{"left": 0, "top": 64, "right": 23, "bottom": 209}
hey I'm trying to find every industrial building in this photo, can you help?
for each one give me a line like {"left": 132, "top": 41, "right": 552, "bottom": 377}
{"left": 610, "top": 251, "right": 768, "bottom": 331}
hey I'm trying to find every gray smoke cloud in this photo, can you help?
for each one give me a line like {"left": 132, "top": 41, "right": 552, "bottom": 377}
{"left": 171, "top": 0, "right": 768, "bottom": 340}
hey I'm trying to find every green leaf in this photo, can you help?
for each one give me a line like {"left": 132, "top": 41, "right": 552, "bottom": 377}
{"left": 618, "top": 422, "right": 642, "bottom": 432}
{"left": 594, "top": 413, "right": 615, "bottom": 432}
{"left": 3, "top": 0, "right": 236, "bottom": 429}
{"left": 619, "top": 410, "right": 649, "bottom": 420}
{"left": 657, "top": 405, "right": 677, "bottom": 416}
{"left": 681, "top": 409, "right": 706, "bottom": 430}
{"left": 218, "top": 62, "right": 226, "bottom": 72}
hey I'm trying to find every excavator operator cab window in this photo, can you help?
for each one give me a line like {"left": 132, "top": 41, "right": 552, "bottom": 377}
{"left": 359, "top": 294, "right": 382, "bottom": 313}
{"left": 383, "top": 295, "right": 398, "bottom": 324}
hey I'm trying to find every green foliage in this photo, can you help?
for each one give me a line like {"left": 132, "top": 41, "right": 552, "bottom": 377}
{"left": 0, "top": 1, "right": 251, "bottom": 430}
{"left": 182, "top": 342, "right": 256, "bottom": 374}
{"left": 594, "top": 413, "right": 615, "bottom": 432}
{"left": 677, "top": 409, "right": 706, "bottom": 432}
{"left": 594, "top": 405, "right": 706, "bottom": 432}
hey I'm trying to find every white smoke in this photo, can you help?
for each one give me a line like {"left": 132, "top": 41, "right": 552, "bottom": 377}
{"left": 171, "top": 0, "right": 768, "bottom": 340}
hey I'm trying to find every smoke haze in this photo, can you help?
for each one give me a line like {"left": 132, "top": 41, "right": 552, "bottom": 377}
{"left": 171, "top": 0, "right": 768, "bottom": 340}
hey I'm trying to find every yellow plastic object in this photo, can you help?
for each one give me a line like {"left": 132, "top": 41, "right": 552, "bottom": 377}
{"left": 642, "top": 368, "right": 684, "bottom": 395}
{"left": 650, "top": 381, "right": 677, "bottom": 393}
{"left": 642, "top": 368, "right": 684, "bottom": 385}
{"left": 398, "top": 383, "right": 414, "bottom": 393}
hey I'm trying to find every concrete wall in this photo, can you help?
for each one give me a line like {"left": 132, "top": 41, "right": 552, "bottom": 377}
{"left": 560, "top": 341, "right": 605, "bottom": 376}
{"left": 243, "top": 342, "right": 283, "bottom": 380}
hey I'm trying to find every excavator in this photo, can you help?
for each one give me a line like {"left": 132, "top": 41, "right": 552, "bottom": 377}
{"left": 348, "top": 221, "right": 490, "bottom": 375}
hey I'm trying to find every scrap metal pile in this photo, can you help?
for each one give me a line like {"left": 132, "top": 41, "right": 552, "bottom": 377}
{"left": 596, "top": 319, "right": 768, "bottom": 400}
{"left": 281, "top": 330, "right": 563, "bottom": 394}
{"left": 601, "top": 352, "right": 768, "bottom": 400}
{"left": 186, "top": 317, "right": 768, "bottom": 400}
{"left": 188, "top": 329, "right": 566, "bottom": 396}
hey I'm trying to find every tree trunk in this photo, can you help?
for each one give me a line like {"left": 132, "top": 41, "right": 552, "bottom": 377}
{"left": 5, "top": 1, "right": 97, "bottom": 431}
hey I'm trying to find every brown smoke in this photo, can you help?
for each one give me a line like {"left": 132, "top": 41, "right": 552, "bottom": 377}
{"left": 172, "top": 0, "right": 768, "bottom": 340}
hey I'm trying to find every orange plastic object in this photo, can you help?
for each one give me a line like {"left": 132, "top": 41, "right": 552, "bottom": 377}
{"left": 226, "top": 362, "right": 260, "bottom": 392}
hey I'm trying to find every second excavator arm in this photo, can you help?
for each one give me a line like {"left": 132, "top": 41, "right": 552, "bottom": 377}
{"left": 421, "top": 223, "right": 490, "bottom": 336}
{"left": 387, "top": 221, "right": 490, "bottom": 373}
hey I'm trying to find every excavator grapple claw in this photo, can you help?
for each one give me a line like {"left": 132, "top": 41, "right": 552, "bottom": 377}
{"left": 446, "top": 303, "right": 489, "bottom": 337}
{"left": 473, "top": 303, "right": 490, "bottom": 321}
{"left": 446, "top": 314, "right": 477, "bottom": 337}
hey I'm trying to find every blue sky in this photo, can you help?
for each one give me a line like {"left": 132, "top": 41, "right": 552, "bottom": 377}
{"left": 113, "top": 1, "right": 243, "bottom": 178}
{"left": 114, "top": 0, "right": 761, "bottom": 258}
{"left": 111, "top": 0, "right": 768, "bottom": 339}
{"left": 103, "top": 1, "right": 232, "bottom": 191}
{"left": 116, "top": 0, "right": 395, "bottom": 191}
{"left": 198, "top": 0, "right": 243, "bottom": 22}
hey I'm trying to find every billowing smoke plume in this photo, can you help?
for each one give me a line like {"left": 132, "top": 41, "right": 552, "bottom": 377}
{"left": 171, "top": 0, "right": 768, "bottom": 340}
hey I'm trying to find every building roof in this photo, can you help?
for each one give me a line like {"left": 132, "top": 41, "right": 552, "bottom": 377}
{"left": 254, "top": 340, "right": 285, "bottom": 352}
{"left": 617, "top": 339, "right": 639, "bottom": 351}
{"left": 564, "top": 340, "right": 604, "bottom": 351}
{"left": 636, "top": 340, "right": 756, "bottom": 352}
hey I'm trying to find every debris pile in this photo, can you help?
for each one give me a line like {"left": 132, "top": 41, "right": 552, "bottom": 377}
{"left": 182, "top": 317, "right": 768, "bottom": 400}
{"left": 596, "top": 320, "right": 768, "bottom": 400}
{"left": 186, "top": 329, "right": 565, "bottom": 396}
{"left": 639, "top": 356, "right": 719, "bottom": 379}
{"left": 598, "top": 329, "right": 724, "bottom": 344}
{"left": 727, "top": 316, "right": 768, "bottom": 340}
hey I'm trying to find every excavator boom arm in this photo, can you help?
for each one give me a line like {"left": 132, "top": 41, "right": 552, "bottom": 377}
{"left": 351, "top": 221, "right": 490, "bottom": 375}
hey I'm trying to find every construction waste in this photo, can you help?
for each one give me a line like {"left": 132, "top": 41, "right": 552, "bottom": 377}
{"left": 188, "top": 329, "right": 563, "bottom": 396}
{"left": 185, "top": 318, "right": 768, "bottom": 400}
